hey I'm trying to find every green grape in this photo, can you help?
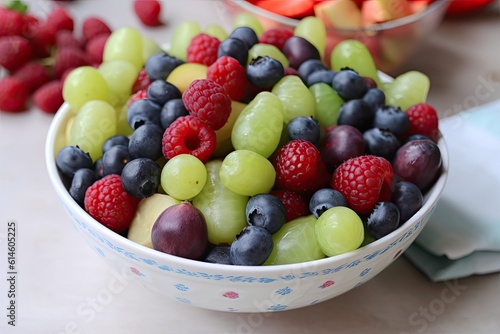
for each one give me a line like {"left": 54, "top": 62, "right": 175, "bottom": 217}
{"left": 192, "top": 160, "right": 249, "bottom": 245}
{"left": 384, "top": 71, "right": 430, "bottom": 111}
{"left": 142, "top": 37, "right": 164, "bottom": 63}
{"left": 294, "top": 16, "right": 326, "bottom": 59}
{"left": 161, "top": 154, "right": 207, "bottom": 201}
{"left": 204, "top": 23, "right": 228, "bottom": 41}
{"left": 219, "top": 149, "right": 275, "bottom": 197}
{"left": 62, "top": 66, "right": 109, "bottom": 113}
{"left": 103, "top": 26, "right": 144, "bottom": 71}
{"left": 231, "top": 91, "right": 284, "bottom": 158}
{"left": 68, "top": 100, "right": 117, "bottom": 162}
{"left": 265, "top": 215, "right": 325, "bottom": 265}
{"left": 330, "top": 39, "right": 381, "bottom": 87}
{"left": 232, "top": 13, "right": 264, "bottom": 37}
{"left": 116, "top": 104, "right": 133, "bottom": 137}
{"left": 168, "top": 20, "right": 202, "bottom": 61}
{"left": 315, "top": 206, "right": 364, "bottom": 257}
{"left": 309, "top": 82, "right": 344, "bottom": 129}
{"left": 98, "top": 60, "right": 139, "bottom": 108}
{"left": 248, "top": 43, "right": 289, "bottom": 68}
{"left": 272, "top": 75, "right": 316, "bottom": 123}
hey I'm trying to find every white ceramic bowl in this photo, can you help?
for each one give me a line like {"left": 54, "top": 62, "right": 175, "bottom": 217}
{"left": 223, "top": 0, "right": 449, "bottom": 75}
{"left": 46, "top": 102, "right": 448, "bottom": 313}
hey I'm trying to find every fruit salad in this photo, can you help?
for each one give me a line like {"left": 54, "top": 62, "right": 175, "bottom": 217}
{"left": 54, "top": 13, "right": 443, "bottom": 267}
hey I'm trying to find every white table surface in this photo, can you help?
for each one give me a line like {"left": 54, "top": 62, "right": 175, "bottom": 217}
{"left": 1, "top": 1, "right": 500, "bottom": 333}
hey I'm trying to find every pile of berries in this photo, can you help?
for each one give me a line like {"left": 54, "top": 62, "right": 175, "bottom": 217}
{"left": 55, "top": 17, "right": 443, "bottom": 266}
{"left": 0, "top": 1, "right": 112, "bottom": 113}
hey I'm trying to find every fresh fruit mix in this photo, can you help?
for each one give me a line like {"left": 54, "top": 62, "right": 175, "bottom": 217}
{"left": 54, "top": 11, "right": 443, "bottom": 266}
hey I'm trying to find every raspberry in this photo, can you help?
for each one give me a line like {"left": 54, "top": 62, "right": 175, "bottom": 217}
{"left": 404, "top": 103, "right": 439, "bottom": 142}
{"left": 270, "top": 189, "right": 309, "bottom": 222}
{"left": 21, "top": 13, "right": 39, "bottom": 39}
{"left": 258, "top": 27, "right": 294, "bottom": 51}
{"left": 0, "top": 76, "right": 29, "bottom": 112}
{"left": 206, "top": 55, "right": 246, "bottom": 101}
{"left": 81, "top": 17, "right": 112, "bottom": 42}
{"left": 84, "top": 174, "right": 140, "bottom": 234}
{"left": 162, "top": 115, "right": 216, "bottom": 163}
{"left": 0, "top": 35, "right": 32, "bottom": 72}
{"left": 133, "top": 0, "right": 162, "bottom": 27}
{"left": 182, "top": 79, "right": 232, "bottom": 131}
{"left": 332, "top": 155, "right": 393, "bottom": 215}
{"left": 29, "top": 22, "right": 56, "bottom": 58}
{"left": 128, "top": 89, "right": 148, "bottom": 107}
{"left": 46, "top": 6, "right": 74, "bottom": 32}
{"left": 272, "top": 139, "right": 331, "bottom": 195}
{"left": 13, "top": 60, "right": 51, "bottom": 92}
{"left": 55, "top": 30, "right": 82, "bottom": 50}
{"left": 33, "top": 80, "right": 64, "bottom": 114}
{"left": 85, "top": 33, "right": 109, "bottom": 64}
{"left": 131, "top": 68, "right": 151, "bottom": 93}
{"left": 53, "top": 47, "right": 90, "bottom": 78}
{"left": 186, "top": 33, "right": 221, "bottom": 66}
{"left": 0, "top": 7, "right": 24, "bottom": 37}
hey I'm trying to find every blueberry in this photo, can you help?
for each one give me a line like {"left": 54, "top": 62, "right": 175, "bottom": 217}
{"left": 204, "top": 245, "right": 232, "bottom": 265}
{"left": 366, "top": 202, "right": 400, "bottom": 239}
{"left": 145, "top": 52, "right": 184, "bottom": 81}
{"left": 372, "top": 105, "right": 410, "bottom": 137}
{"left": 287, "top": 116, "right": 320, "bottom": 144}
{"left": 405, "top": 133, "right": 432, "bottom": 143}
{"left": 228, "top": 26, "right": 259, "bottom": 49}
{"left": 94, "top": 157, "right": 104, "bottom": 179}
{"left": 363, "top": 128, "right": 400, "bottom": 161}
{"left": 102, "top": 135, "right": 130, "bottom": 154}
{"left": 337, "top": 99, "right": 374, "bottom": 132}
{"left": 306, "top": 70, "right": 337, "bottom": 87}
{"left": 246, "top": 56, "right": 284, "bottom": 88}
{"left": 332, "top": 69, "right": 367, "bottom": 101}
{"left": 127, "top": 98, "right": 162, "bottom": 129}
{"left": 391, "top": 181, "right": 423, "bottom": 224}
{"left": 297, "top": 58, "right": 328, "bottom": 83}
{"left": 101, "top": 145, "right": 131, "bottom": 176}
{"left": 121, "top": 158, "right": 161, "bottom": 198}
{"left": 147, "top": 80, "right": 182, "bottom": 106}
{"left": 128, "top": 123, "right": 164, "bottom": 160}
{"left": 362, "top": 88, "right": 385, "bottom": 111}
{"left": 56, "top": 145, "right": 94, "bottom": 179}
{"left": 69, "top": 168, "right": 96, "bottom": 208}
{"left": 229, "top": 226, "right": 273, "bottom": 266}
{"left": 218, "top": 37, "right": 248, "bottom": 68}
{"left": 246, "top": 194, "right": 286, "bottom": 234}
{"left": 160, "top": 98, "right": 189, "bottom": 131}
{"left": 309, "top": 188, "right": 347, "bottom": 218}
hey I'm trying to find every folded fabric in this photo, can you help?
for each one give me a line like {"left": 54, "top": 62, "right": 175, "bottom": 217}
{"left": 404, "top": 99, "right": 500, "bottom": 282}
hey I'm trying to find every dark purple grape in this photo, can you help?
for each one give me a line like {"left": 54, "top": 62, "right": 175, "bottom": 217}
{"left": 366, "top": 202, "right": 401, "bottom": 239}
{"left": 121, "top": 158, "right": 161, "bottom": 198}
{"left": 337, "top": 99, "right": 375, "bottom": 132}
{"left": 147, "top": 80, "right": 181, "bottom": 106}
{"left": 160, "top": 98, "right": 188, "bottom": 131}
{"left": 363, "top": 128, "right": 400, "bottom": 161}
{"left": 297, "top": 58, "right": 328, "bottom": 83}
{"left": 287, "top": 116, "right": 320, "bottom": 144}
{"left": 282, "top": 35, "right": 321, "bottom": 69}
{"left": 69, "top": 168, "right": 96, "bottom": 208}
{"left": 246, "top": 56, "right": 284, "bottom": 88}
{"left": 218, "top": 37, "right": 248, "bottom": 67}
{"left": 391, "top": 181, "right": 423, "bottom": 224}
{"left": 309, "top": 188, "right": 347, "bottom": 218}
{"left": 392, "top": 139, "right": 442, "bottom": 191}
{"left": 372, "top": 105, "right": 409, "bottom": 136}
{"left": 56, "top": 145, "right": 94, "bottom": 179}
{"left": 101, "top": 145, "right": 131, "bottom": 176}
{"left": 151, "top": 202, "right": 208, "bottom": 260}
{"left": 319, "top": 124, "right": 365, "bottom": 170}
{"left": 230, "top": 226, "right": 273, "bottom": 266}
{"left": 128, "top": 123, "right": 163, "bottom": 160}
{"left": 228, "top": 26, "right": 258, "bottom": 49}
{"left": 331, "top": 69, "right": 367, "bottom": 101}
{"left": 127, "top": 98, "right": 162, "bottom": 129}
{"left": 145, "top": 52, "right": 184, "bottom": 81}
{"left": 102, "top": 135, "right": 130, "bottom": 154}
{"left": 246, "top": 194, "right": 286, "bottom": 234}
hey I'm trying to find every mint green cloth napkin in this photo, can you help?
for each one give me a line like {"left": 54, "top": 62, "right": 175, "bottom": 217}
{"left": 404, "top": 99, "right": 500, "bottom": 282}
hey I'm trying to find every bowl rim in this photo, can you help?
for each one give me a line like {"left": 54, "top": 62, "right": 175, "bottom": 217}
{"left": 45, "top": 95, "right": 449, "bottom": 276}
{"left": 226, "top": 0, "right": 450, "bottom": 32}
